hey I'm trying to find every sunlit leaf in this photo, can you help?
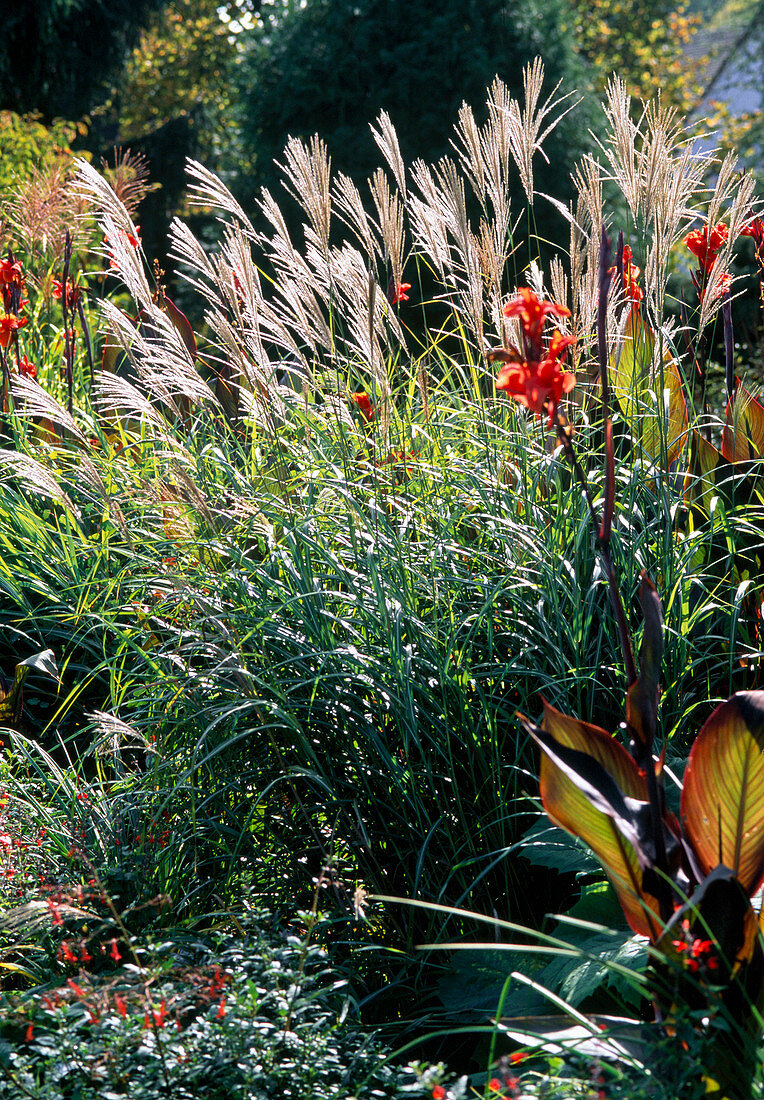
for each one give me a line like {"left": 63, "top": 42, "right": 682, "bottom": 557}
{"left": 526, "top": 701, "right": 663, "bottom": 940}
{"left": 722, "top": 384, "right": 764, "bottom": 463}
{"left": 0, "top": 649, "right": 57, "bottom": 722}
{"left": 682, "top": 691, "right": 764, "bottom": 896}
{"left": 610, "top": 306, "right": 688, "bottom": 465}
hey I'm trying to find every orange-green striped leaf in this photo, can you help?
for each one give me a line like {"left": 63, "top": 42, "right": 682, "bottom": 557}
{"left": 528, "top": 701, "right": 663, "bottom": 940}
{"left": 682, "top": 691, "right": 764, "bottom": 896}
{"left": 611, "top": 306, "right": 688, "bottom": 465}
{"left": 722, "top": 384, "right": 764, "bottom": 462}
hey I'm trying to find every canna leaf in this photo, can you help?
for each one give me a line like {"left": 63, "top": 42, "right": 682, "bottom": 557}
{"left": 525, "top": 702, "right": 663, "bottom": 940}
{"left": 722, "top": 384, "right": 764, "bottom": 463}
{"left": 682, "top": 691, "right": 764, "bottom": 897}
{"left": 626, "top": 574, "right": 663, "bottom": 755}
{"left": 611, "top": 305, "right": 688, "bottom": 465}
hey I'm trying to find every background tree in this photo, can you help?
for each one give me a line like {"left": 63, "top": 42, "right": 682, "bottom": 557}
{"left": 89, "top": 0, "right": 245, "bottom": 272}
{"left": 0, "top": 0, "right": 167, "bottom": 122}
{"left": 234, "top": 0, "right": 593, "bottom": 221}
{"left": 568, "top": 0, "right": 704, "bottom": 112}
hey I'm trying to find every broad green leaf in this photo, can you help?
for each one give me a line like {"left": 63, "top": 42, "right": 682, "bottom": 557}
{"left": 529, "top": 702, "right": 663, "bottom": 940}
{"left": 611, "top": 306, "right": 688, "bottom": 465}
{"left": 682, "top": 691, "right": 764, "bottom": 896}
{"left": 0, "top": 650, "right": 57, "bottom": 722}
{"left": 722, "top": 384, "right": 764, "bottom": 463}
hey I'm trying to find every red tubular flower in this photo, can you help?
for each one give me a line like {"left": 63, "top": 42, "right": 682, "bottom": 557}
{"left": 18, "top": 355, "right": 37, "bottom": 379}
{"left": 114, "top": 994, "right": 128, "bottom": 1019}
{"left": 683, "top": 222, "right": 729, "bottom": 273}
{"left": 53, "top": 277, "right": 83, "bottom": 310}
{"left": 350, "top": 391, "right": 374, "bottom": 422}
{"left": 0, "top": 313, "right": 27, "bottom": 347}
{"left": 493, "top": 303, "right": 576, "bottom": 428}
{"left": 503, "top": 286, "right": 571, "bottom": 361}
{"left": 387, "top": 278, "right": 411, "bottom": 305}
{"left": 621, "top": 245, "right": 644, "bottom": 306}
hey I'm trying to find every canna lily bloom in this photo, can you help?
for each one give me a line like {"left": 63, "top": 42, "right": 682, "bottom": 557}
{"left": 0, "top": 313, "right": 27, "bottom": 347}
{"left": 53, "top": 277, "right": 83, "bottom": 310}
{"left": 387, "top": 277, "right": 411, "bottom": 305}
{"left": 503, "top": 286, "right": 571, "bottom": 361}
{"left": 491, "top": 288, "right": 575, "bottom": 426}
{"left": 17, "top": 355, "right": 37, "bottom": 378}
{"left": 350, "top": 391, "right": 374, "bottom": 421}
{"left": 621, "top": 244, "right": 644, "bottom": 306}
{"left": 742, "top": 216, "right": 764, "bottom": 266}
{"left": 0, "top": 258, "right": 26, "bottom": 313}
{"left": 683, "top": 221, "right": 729, "bottom": 272}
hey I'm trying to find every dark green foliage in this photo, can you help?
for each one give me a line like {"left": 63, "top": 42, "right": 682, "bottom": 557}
{"left": 235, "top": 0, "right": 592, "bottom": 219}
{"left": 0, "top": 1, "right": 166, "bottom": 121}
{"left": 0, "top": 910, "right": 434, "bottom": 1099}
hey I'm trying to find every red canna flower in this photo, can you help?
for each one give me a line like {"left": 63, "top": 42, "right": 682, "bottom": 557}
{"left": 53, "top": 277, "right": 83, "bottom": 310}
{"left": 0, "top": 259, "right": 23, "bottom": 287}
{"left": 387, "top": 278, "right": 411, "bottom": 305}
{"left": 492, "top": 318, "right": 576, "bottom": 428}
{"left": 18, "top": 355, "right": 37, "bottom": 378}
{"left": 0, "top": 313, "right": 27, "bottom": 347}
{"left": 742, "top": 216, "right": 764, "bottom": 267}
{"left": 215, "top": 997, "right": 226, "bottom": 1019}
{"left": 503, "top": 286, "right": 571, "bottom": 362}
{"left": 108, "top": 938, "right": 122, "bottom": 962}
{"left": 350, "top": 391, "right": 374, "bottom": 422}
{"left": 114, "top": 994, "right": 128, "bottom": 1018}
{"left": 683, "top": 221, "right": 729, "bottom": 273}
{"left": 0, "top": 259, "right": 25, "bottom": 313}
{"left": 620, "top": 245, "right": 644, "bottom": 306}
{"left": 25, "top": 1024, "right": 33, "bottom": 1043}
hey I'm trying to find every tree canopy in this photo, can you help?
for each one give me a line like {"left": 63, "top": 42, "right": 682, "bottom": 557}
{"left": 234, "top": 0, "right": 592, "bottom": 214}
{"left": 0, "top": 1, "right": 167, "bottom": 122}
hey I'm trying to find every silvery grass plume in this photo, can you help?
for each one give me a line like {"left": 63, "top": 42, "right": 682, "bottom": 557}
{"left": 506, "top": 57, "right": 577, "bottom": 206}
{"left": 0, "top": 450, "right": 80, "bottom": 518}
{"left": 76, "top": 158, "right": 221, "bottom": 435}
{"left": 696, "top": 156, "right": 757, "bottom": 333}
{"left": 87, "top": 710, "right": 158, "bottom": 763}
